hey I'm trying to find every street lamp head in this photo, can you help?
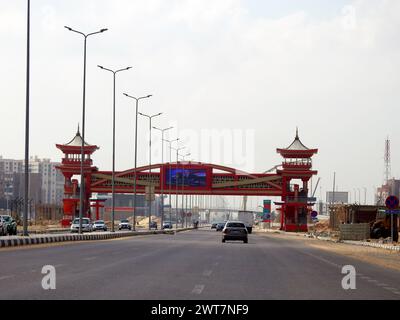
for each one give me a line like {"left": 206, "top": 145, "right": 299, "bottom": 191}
{"left": 100, "top": 28, "right": 108, "bottom": 33}
{"left": 126, "top": 67, "right": 133, "bottom": 70}
{"left": 64, "top": 26, "right": 73, "bottom": 31}
{"left": 147, "top": 95, "right": 153, "bottom": 98}
{"left": 98, "top": 65, "right": 104, "bottom": 69}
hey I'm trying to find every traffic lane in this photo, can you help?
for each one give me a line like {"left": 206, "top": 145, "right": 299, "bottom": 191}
{"left": 1, "top": 229, "right": 399, "bottom": 299}
{"left": 202, "top": 233, "right": 400, "bottom": 300}
{"left": 258, "top": 233, "right": 400, "bottom": 297}
{"left": 0, "top": 230, "right": 221, "bottom": 299}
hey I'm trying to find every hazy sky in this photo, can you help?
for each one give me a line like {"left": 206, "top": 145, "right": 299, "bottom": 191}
{"left": 1, "top": 0, "right": 400, "bottom": 206}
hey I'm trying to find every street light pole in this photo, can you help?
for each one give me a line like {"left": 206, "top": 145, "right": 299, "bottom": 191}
{"left": 23, "top": 0, "right": 31, "bottom": 236}
{"left": 173, "top": 146, "right": 185, "bottom": 230}
{"left": 363, "top": 187, "right": 367, "bottom": 205}
{"left": 153, "top": 126, "right": 174, "bottom": 229}
{"left": 98, "top": 66, "right": 131, "bottom": 232}
{"left": 179, "top": 152, "right": 191, "bottom": 228}
{"left": 164, "top": 138, "right": 179, "bottom": 225}
{"left": 124, "top": 94, "right": 152, "bottom": 231}
{"left": 65, "top": 26, "right": 108, "bottom": 234}
{"left": 139, "top": 112, "right": 163, "bottom": 230}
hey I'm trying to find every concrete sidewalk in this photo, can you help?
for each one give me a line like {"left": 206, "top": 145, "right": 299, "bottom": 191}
{"left": 0, "top": 228, "right": 193, "bottom": 248}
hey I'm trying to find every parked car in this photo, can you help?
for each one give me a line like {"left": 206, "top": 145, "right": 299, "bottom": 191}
{"left": 216, "top": 222, "right": 226, "bottom": 231}
{"left": 149, "top": 221, "right": 158, "bottom": 230}
{"left": 162, "top": 222, "right": 173, "bottom": 229}
{"left": 222, "top": 221, "right": 248, "bottom": 243}
{"left": 0, "top": 215, "right": 17, "bottom": 236}
{"left": 70, "top": 218, "right": 93, "bottom": 233}
{"left": 92, "top": 220, "right": 107, "bottom": 231}
{"left": 118, "top": 219, "right": 132, "bottom": 231}
{"left": 211, "top": 222, "right": 219, "bottom": 229}
{"left": 0, "top": 217, "right": 8, "bottom": 236}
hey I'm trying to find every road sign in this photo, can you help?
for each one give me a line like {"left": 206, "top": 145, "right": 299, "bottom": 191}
{"left": 385, "top": 195, "right": 399, "bottom": 244}
{"left": 385, "top": 209, "right": 400, "bottom": 214}
{"left": 385, "top": 196, "right": 399, "bottom": 210}
{"left": 311, "top": 211, "right": 318, "bottom": 218}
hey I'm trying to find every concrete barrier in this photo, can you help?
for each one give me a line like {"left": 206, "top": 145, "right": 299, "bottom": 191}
{"left": 339, "top": 223, "right": 370, "bottom": 241}
{"left": 0, "top": 228, "right": 193, "bottom": 249}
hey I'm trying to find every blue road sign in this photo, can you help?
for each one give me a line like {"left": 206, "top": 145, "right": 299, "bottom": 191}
{"left": 311, "top": 211, "right": 318, "bottom": 218}
{"left": 385, "top": 209, "right": 400, "bottom": 214}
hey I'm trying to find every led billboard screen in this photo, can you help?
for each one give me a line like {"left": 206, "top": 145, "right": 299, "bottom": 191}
{"left": 165, "top": 168, "right": 207, "bottom": 187}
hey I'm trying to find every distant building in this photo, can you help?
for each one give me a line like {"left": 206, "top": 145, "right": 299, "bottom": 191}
{"left": 0, "top": 156, "right": 64, "bottom": 206}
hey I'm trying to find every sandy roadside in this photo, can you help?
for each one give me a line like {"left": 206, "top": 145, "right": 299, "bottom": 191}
{"left": 255, "top": 231, "right": 400, "bottom": 272}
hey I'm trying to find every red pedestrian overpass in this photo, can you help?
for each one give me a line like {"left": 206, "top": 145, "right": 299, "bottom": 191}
{"left": 56, "top": 129, "right": 318, "bottom": 232}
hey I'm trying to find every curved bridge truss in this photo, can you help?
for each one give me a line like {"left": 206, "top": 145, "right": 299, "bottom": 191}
{"left": 90, "top": 162, "right": 283, "bottom": 196}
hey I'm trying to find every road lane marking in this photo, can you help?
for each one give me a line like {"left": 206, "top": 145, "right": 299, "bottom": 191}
{"left": 203, "top": 270, "right": 213, "bottom": 277}
{"left": 0, "top": 275, "right": 15, "bottom": 281}
{"left": 83, "top": 256, "right": 97, "bottom": 261}
{"left": 192, "top": 285, "right": 205, "bottom": 295}
{"left": 383, "top": 287, "right": 398, "bottom": 292}
{"left": 367, "top": 279, "right": 379, "bottom": 283}
{"left": 376, "top": 283, "right": 389, "bottom": 287}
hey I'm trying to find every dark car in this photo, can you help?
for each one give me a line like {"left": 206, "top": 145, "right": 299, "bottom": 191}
{"left": 222, "top": 221, "right": 248, "bottom": 243}
{"left": 216, "top": 222, "right": 226, "bottom": 231}
{"left": 211, "top": 222, "right": 219, "bottom": 229}
{"left": 162, "top": 222, "right": 173, "bottom": 229}
{"left": 149, "top": 221, "right": 158, "bottom": 230}
{"left": 0, "top": 215, "right": 17, "bottom": 236}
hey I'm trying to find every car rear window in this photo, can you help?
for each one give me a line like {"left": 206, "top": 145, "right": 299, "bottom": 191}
{"left": 226, "top": 223, "right": 245, "bottom": 228}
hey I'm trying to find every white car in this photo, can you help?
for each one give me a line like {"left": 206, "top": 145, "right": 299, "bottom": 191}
{"left": 118, "top": 219, "right": 132, "bottom": 231}
{"left": 0, "top": 217, "right": 6, "bottom": 236}
{"left": 92, "top": 220, "right": 108, "bottom": 231}
{"left": 70, "top": 218, "right": 93, "bottom": 233}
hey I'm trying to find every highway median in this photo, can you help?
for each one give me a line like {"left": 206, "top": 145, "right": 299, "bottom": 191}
{"left": 0, "top": 228, "right": 194, "bottom": 248}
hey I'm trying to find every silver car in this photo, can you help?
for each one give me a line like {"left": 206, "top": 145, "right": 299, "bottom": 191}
{"left": 92, "top": 220, "right": 107, "bottom": 231}
{"left": 70, "top": 218, "right": 93, "bottom": 233}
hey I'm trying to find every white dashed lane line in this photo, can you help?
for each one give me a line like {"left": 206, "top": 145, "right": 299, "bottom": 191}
{"left": 203, "top": 270, "right": 213, "bottom": 277}
{"left": 83, "top": 257, "right": 97, "bottom": 261}
{"left": 0, "top": 275, "right": 15, "bottom": 281}
{"left": 192, "top": 285, "right": 205, "bottom": 295}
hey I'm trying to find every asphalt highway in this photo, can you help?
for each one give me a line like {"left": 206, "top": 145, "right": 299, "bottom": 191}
{"left": 0, "top": 229, "right": 399, "bottom": 300}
